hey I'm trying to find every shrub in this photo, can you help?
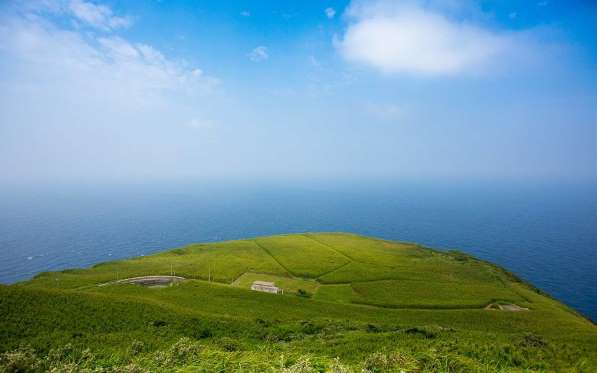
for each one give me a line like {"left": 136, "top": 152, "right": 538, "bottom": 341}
{"left": 218, "top": 337, "right": 240, "bottom": 352}
{"left": 363, "top": 351, "right": 417, "bottom": 372}
{"left": 48, "top": 363, "right": 79, "bottom": 373}
{"left": 328, "top": 357, "right": 353, "bottom": 373}
{"left": 300, "top": 321, "right": 322, "bottom": 335}
{"left": 170, "top": 337, "right": 202, "bottom": 363}
{"left": 281, "top": 357, "right": 318, "bottom": 373}
{"left": 297, "top": 289, "right": 311, "bottom": 298}
{"left": 112, "top": 363, "right": 148, "bottom": 373}
{"left": 130, "top": 341, "right": 145, "bottom": 355}
{"left": 154, "top": 337, "right": 202, "bottom": 367}
{"left": 518, "top": 333, "right": 547, "bottom": 348}
{"left": 405, "top": 325, "right": 444, "bottom": 339}
{"left": 263, "top": 326, "right": 294, "bottom": 342}
{"left": 366, "top": 324, "right": 382, "bottom": 333}
{"left": 46, "top": 344, "right": 94, "bottom": 369}
{"left": 418, "top": 353, "right": 477, "bottom": 373}
{"left": 0, "top": 346, "right": 40, "bottom": 373}
{"left": 255, "top": 318, "right": 271, "bottom": 327}
{"left": 197, "top": 328, "right": 213, "bottom": 339}
{"left": 447, "top": 250, "right": 472, "bottom": 262}
{"left": 47, "top": 344, "right": 74, "bottom": 365}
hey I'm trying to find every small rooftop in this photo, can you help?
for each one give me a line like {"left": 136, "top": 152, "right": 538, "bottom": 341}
{"left": 252, "top": 281, "right": 275, "bottom": 287}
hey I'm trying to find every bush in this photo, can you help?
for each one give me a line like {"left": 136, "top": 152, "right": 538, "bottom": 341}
{"left": 197, "top": 328, "right": 213, "bottom": 339}
{"left": 263, "top": 326, "right": 294, "bottom": 342}
{"left": 366, "top": 324, "right": 382, "bottom": 333}
{"left": 404, "top": 325, "right": 445, "bottom": 339}
{"left": 0, "top": 346, "right": 40, "bottom": 373}
{"left": 47, "top": 344, "right": 74, "bottom": 366}
{"left": 300, "top": 321, "right": 322, "bottom": 335}
{"left": 255, "top": 318, "right": 271, "bottom": 327}
{"left": 518, "top": 333, "right": 547, "bottom": 348}
{"left": 418, "top": 353, "right": 477, "bottom": 373}
{"left": 218, "top": 337, "right": 240, "bottom": 352}
{"left": 297, "top": 289, "right": 311, "bottom": 298}
{"left": 281, "top": 357, "right": 318, "bottom": 373}
{"left": 363, "top": 351, "right": 417, "bottom": 372}
{"left": 447, "top": 251, "right": 472, "bottom": 262}
{"left": 154, "top": 337, "right": 202, "bottom": 367}
{"left": 112, "top": 363, "right": 148, "bottom": 373}
{"left": 130, "top": 340, "right": 145, "bottom": 355}
{"left": 46, "top": 344, "right": 94, "bottom": 370}
{"left": 48, "top": 363, "right": 79, "bottom": 373}
{"left": 328, "top": 357, "right": 353, "bottom": 373}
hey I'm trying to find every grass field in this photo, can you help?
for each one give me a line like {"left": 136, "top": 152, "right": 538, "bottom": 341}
{"left": 1, "top": 233, "right": 595, "bottom": 372}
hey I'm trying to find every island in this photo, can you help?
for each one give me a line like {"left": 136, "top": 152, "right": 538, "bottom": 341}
{"left": 1, "top": 233, "right": 595, "bottom": 372}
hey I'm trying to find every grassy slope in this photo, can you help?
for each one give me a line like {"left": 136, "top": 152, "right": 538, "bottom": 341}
{"left": 2, "top": 233, "right": 595, "bottom": 372}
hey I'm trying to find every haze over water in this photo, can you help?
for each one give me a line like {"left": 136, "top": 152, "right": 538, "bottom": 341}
{"left": 0, "top": 182, "right": 595, "bottom": 321}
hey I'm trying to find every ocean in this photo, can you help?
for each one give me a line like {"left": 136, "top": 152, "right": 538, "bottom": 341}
{"left": 0, "top": 181, "right": 595, "bottom": 320}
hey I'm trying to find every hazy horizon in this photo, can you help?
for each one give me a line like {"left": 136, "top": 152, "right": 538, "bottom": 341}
{"left": 1, "top": 0, "right": 597, "bottom": 186}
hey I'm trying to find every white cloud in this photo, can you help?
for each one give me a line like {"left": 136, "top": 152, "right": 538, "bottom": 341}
{"left": 336, "top": 0, "right": 519, "bottom": 76}
{"left": 0, "top": 2, "right": 218, "bottom": 109}
{"left": 68, "top": 0, "right": 132, "bottom": 30}
{"left": 98, "top": 36, "right": 140, "bottom": 60}
{"left": 0, "top": 2, "right": 223, "bottom": 183}
{"left": 240, "top": 10, "right": 251, "bottom": 17}
{"left": 248, "top": 46, "right": 269, "bottom": 62}
{"left": 325, "top": 7, "right": 336, "bottom": 19}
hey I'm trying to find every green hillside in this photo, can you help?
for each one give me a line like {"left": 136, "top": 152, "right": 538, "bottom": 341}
{"left": 1, "top": 233, "right": 595, "bottom": 372}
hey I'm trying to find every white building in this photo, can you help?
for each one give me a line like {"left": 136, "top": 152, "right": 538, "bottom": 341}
{"left": 251, "top": 281, "right": 283, "bottom": 294}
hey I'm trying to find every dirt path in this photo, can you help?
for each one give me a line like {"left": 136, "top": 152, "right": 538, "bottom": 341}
{"left": 99, "top": 275, "right": 186, "bottom": 287}
{"left": 485, "top": 303, "right": 529, "bottom": 311}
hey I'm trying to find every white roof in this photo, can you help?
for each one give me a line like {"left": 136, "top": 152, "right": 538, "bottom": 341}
{"left": 252, "top": 281, "right": 276, "bottom": 287}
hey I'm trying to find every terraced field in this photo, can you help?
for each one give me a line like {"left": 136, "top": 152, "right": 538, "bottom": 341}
{"left": 2, "top": 233, "right": 595, "bottom": 372}
{"left": 24, "top": 233, "right": 526, "bottom": 309}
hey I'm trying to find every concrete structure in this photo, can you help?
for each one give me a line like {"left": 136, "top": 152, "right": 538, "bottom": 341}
{"left": 251, "top": 281, "right": 283, "bottom": 294}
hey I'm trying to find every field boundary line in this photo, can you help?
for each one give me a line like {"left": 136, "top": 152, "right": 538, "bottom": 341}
{"left": 230, "top": 271, "right": 296, "bottom": 286}
{"left": 303, "top": 234, "right": 355, "bottom": 262}
{"left": 230, "top": 272, "right": 248, "bottom": 286}
{"left": 304, "top": 234, "right": 402, "bottom": 270}
{"left": 252, "top": 240, "right": 294, "bottom": 277}
{"left": 349, "top": 300, "right": 489, "bottom": 310}
{"left": 315, "top": 261, "right": 352, "bottom": 280}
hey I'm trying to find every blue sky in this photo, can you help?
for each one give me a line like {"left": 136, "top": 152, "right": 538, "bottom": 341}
{"left": 0, "top": 0, "right": 596, "bottom": 185}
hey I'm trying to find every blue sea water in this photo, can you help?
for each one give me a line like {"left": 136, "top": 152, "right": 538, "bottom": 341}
{"left": 0, "top": 182, "right": 595, "bottom": 320}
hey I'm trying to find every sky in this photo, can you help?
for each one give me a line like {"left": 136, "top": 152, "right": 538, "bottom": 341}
{"left": 0, "top": 0, "right": 596, "bottom": 186}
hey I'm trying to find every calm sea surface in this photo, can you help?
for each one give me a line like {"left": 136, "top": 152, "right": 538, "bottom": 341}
{"left": 0, "top": 182, "right": 595, "bottom": 320}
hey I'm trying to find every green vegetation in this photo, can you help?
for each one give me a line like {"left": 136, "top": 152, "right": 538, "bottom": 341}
{"left": 1, "top": 233, "right": 595, "bottom": 372}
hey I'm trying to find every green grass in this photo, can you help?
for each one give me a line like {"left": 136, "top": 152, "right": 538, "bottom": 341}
{"left": 350, "top": 279, "right": 526, "bottom": 308}
{"left": 1, "top": 232, "right": 595, "bottom": 372}
{"left": 313, "top": 284, "right": 354, "bottom": 303}
{"left": 255, "top": 235, "right": 350, "bottom": 277}
{"left": 26, "top": 239, "right": 288, "bottom": 288}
